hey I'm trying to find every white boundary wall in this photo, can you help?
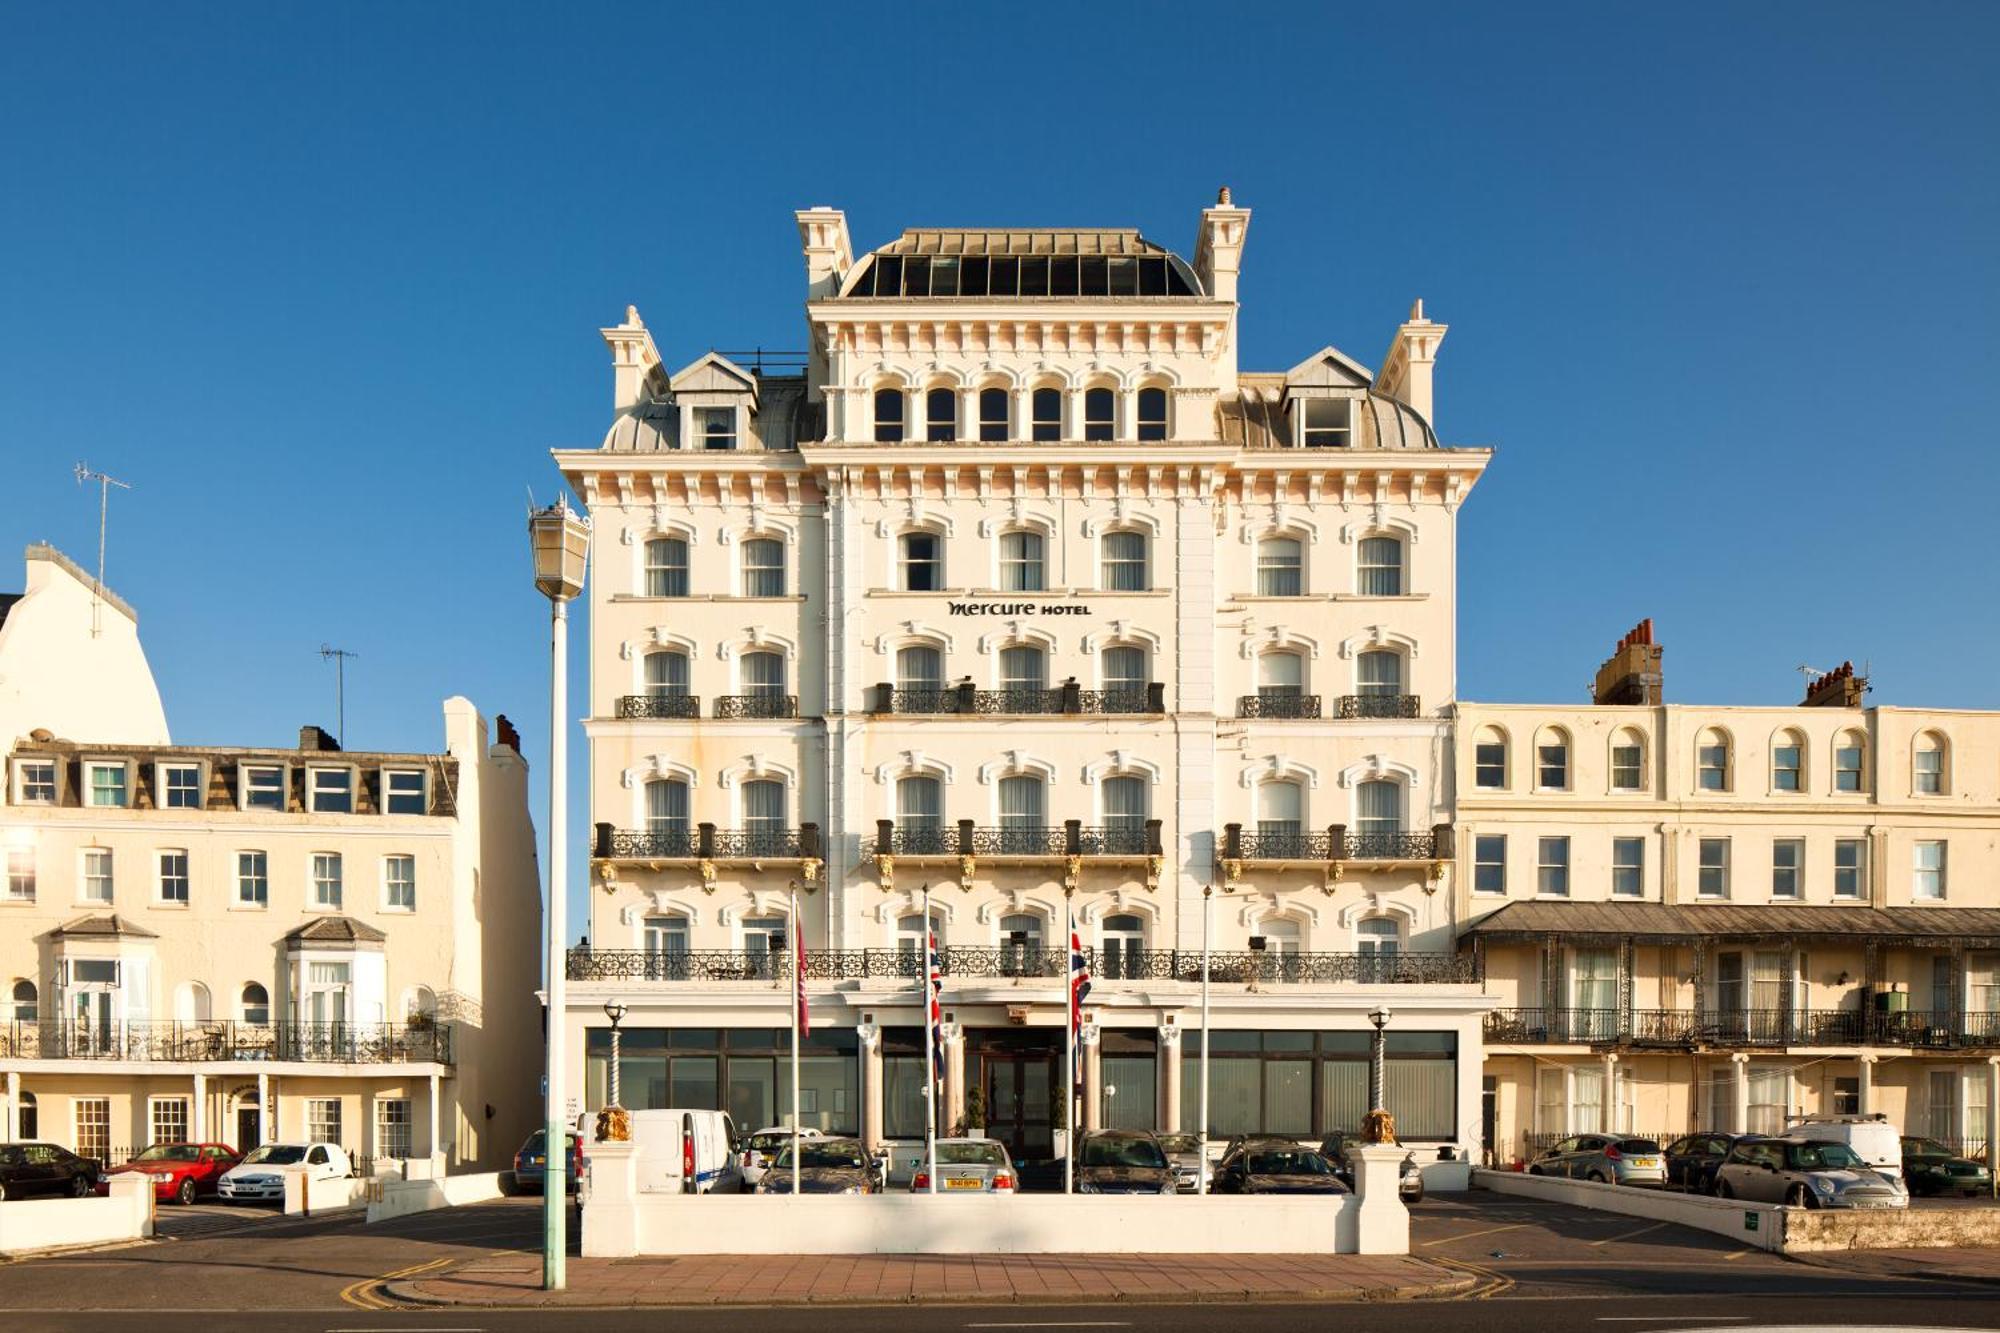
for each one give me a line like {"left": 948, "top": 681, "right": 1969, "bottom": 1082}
{"left": 0, "top": 1176, "right": 153, "bottom": 1255}
{"left": 1472, "top": 1169, "right": 1783, "bottom": 1252}
{"left": 365, "top": 1172, "right": 508, "bottom": 1223}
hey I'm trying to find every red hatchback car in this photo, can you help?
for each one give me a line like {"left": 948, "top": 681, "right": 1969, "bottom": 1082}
{"left": 99, "top": 1143, "right": 242, "bottom": 1205}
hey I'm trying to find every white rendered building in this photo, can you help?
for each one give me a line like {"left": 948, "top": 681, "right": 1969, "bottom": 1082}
{"left": 556, "top": 195, "right": 1492, "bottom": 1163}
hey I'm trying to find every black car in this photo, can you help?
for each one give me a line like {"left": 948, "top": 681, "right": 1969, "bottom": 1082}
{"left": 1213, "top": 1143, "right": 1347, "bottom": 1195}
{"left": 757, "top": 1138, "right": 881, "bottom": 1194}
{"left": 1319, "top": 1132, "right": 1424, "bottom": 1202}
{"left": 1074, "top": 1129, "right": 1175, "bottom": 1195}
{"left": 1663, "top": 1132, "right": 1740, "bottom": 1194}
{"left": 0, "top": 1142, "right": 101, "bottom": 1200}
{"left": 1901, "top": 1136, "right": 1994, "bottom": 1198}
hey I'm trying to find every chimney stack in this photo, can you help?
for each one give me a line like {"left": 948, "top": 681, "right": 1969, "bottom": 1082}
{"left": 298, "top": 724, "right": 341, "bottom": 752}
{"left": 1592, "top": 619, "right": 1663, "bottom": 706}
{"left": 1804, "top": 661, "right": 1867, "bottom": 709}
{"left": 599, "top": 305, "right": 662, "bottom": 414}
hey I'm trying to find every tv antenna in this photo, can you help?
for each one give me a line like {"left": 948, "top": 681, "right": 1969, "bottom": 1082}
{"left": 319, "top": 644, "right": 359, "bottom": 746}
{"left": 73, "top": 462, "right": 132, "bottom": 638}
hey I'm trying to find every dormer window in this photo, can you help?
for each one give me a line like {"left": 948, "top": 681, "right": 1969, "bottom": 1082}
{"left": 1301, "top": 399, "right": 1351, "bottom": 448}
{"left": 13, "top": 760, "right": 55, "bottom": 805}
{"left": 308, "top": 767, "right": 353, "bottom": 814}
{"left": 242, "top": 765, "right": 286, "bottom": 811}
{"left": 159, "top": 763, "right": 203, "bottom": 810}
{"left": 383, "top": 769, "right": 426, "bottom": 815}
{"left": 86, "top": 762, "right": 129, "bottom": 808}
{"left": 700, "top": 407, "right": 736, "bottom": 451}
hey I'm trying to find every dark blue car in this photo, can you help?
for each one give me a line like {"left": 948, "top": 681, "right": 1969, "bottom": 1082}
{"left": 511, "top": 1129, "right": 583, "bottom": 1194}
{"left": 1663, "top": 1132, "right": 1740, "bottom": 1194}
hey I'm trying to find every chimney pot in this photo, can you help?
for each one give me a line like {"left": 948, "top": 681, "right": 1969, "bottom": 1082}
{"left": 1592, "top": 620, "right": 1664, "bottom": 706}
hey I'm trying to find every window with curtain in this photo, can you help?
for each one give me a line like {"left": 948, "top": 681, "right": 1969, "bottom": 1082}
{"left": 1101, "top": 1030, "right": 1158, "bottom": 1130}
{"left": 1186, "top": 1031, "right": 1455, "bottom": 1140}
{"left": 1914, "top": 841, "right": 1947, "bottom": 899}
{"left": 1000, "top": 530, "right": 1045, "bottom": 591}
{"left": 741, "top": 539, "right": 785, "bottom": 596}
{"left": 1916, "top": 736, "right": 1946, "bottom": 794}
{"left": 900, "top": 531, "right": 943, "bottom": 590}
{"left": 1135, "top": 387, "right": 1168, "bottom": 441}
{"left": 1257, "top": 780, "right": 1303, "bottom": 855}
{"left": 1537, "top": 836, "right": 1571, "bottom": 896}
{"left": 1751, "top": 952, "right": 1784, "bottom": 1038}
{"left": 926, "top": 387, "right": 957, "bottom": 442}
{"left": 643, "top": 916, "right": 689, "bottom": 980}
{"left": 874, "top": 387, "right": 906, "bottom": 442}
{"left": 1611, "top": 735, "right": 1644, "bottom": 790}
{"left": 1102, "top": 913, "right": 1145, "bottom": 980}
{"left": 1699, "top": 838, "right": 1731, "bottom": 898}
{"left": 896, "top": 913, "right": 943, "bottom": 956}
{"left": 1357, "top": 536, "right": 1404, "bottom": 596}
{"left": 978, "top": 387, "right": 1009, "bottom": 441}
{"left": 1571, "top": 948, "right": 1618, "bottom": 1040}
{"left": 644, "top": 538, "right": 689, "bottom": 597}
{"left": 644, "top": 650, "right": 690, "bottom": 699}
{"left": 742, "top": 651, "right": 786, "bottom": 699}
{"left": 240, "top": 982, "right": 269, "bottom": 1025}
{"left": 645, "top": 778, "right": 689, "bottom": 837}
{"left": 998, "top": 776, "right": 1045, "bottom": 849}
{"left": 1102, "top": 775, "right": 1147, "bottom": 847}
{"left": 1355, "top": 779, "right": 1400, "bottom": 835}
{"left": 1083, "top": 387, "right": 1115, "bottom": 440}
{"left": 238, "top": 851, "right": 270, "bottom": 907}
{"left": 701, "top": 407, "right": 736, "bottom": 451}
{"left": 1834, "top": 733, "right": 1865, "bottom": 792}
{"left": 1773, "top": 735, "right": 1804, "bottom": 792}
{"left": 742, "top": 914, "right": 786, "bottom": 973}
{"left": 1537, "top": 736, "right": 1569, "bottom": 789}
{"left": 1256, "top": 538, "right": 1303, "bottom": 596}
{"left": 1000, "top": 912, "right": 1045, "bottom": 976}
{"left": 1260, "top": 651, "right": 1303, "bottom": 699}
{"left": 1474, "top": 734, "right": 1507, "bottom": 787}
{"left": 897, "top": 776, "right": 944, "bottom": 850}
{"left": 897, "top": 645, "right": 943, "bottom": 692}
{"left": 1748, "top": 1066, "right": 1790, "bottom": 1135}
{"left": 1357, "top": 650, "right": 1402, "bottom": 698}
{"left": 1612, "top": 837, "right": 1644, "bottom": 897}
{"left": 1101, "top": 646, "right": 1146, "bottom": 696}
{"left": 999, "top": 645, "right": 1047, "bottom": 702}
{"left": 1031, "top": 387, "right": 1062, "bottom": 441}
{"left": 1357, "top": 919, "right": 1399, "bottom": 958}
{"left": 1698, "top": 732, "right": 1730, "bottom": 791}
{"left": 1101, "top": 531, "right": 1148, "bottom": 590}
{"left": 742, "top": 780, "right": 786, "bottom": 853}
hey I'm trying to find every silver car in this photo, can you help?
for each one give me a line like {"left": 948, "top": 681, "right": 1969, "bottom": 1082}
{"left": 1529, "top": 1134, "right": 1667, "bottom": 1187}
{"left": 1156, "top": 1133, "right": 1211, "bottom": 1193}
{"left": 909, "top": 1137, "right": 1016, "bottom": 1193}
{"left": 1713, "top": 1136, "right": 1908, "bottom": 1210}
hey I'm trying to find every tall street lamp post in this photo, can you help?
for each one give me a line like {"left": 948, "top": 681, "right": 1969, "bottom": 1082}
{"left": 530, "top": 496, "right": 590, "bottom": 1292}
{"left": 1367, "top": 1004, "right": 1392, "bottom": 1118}
{"left": 603, "top": 1001, "right": 628, "bottom": 1110}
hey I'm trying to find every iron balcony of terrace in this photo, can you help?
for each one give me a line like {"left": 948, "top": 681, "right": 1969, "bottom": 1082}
{"left": 714, "top": 694, "right": 799, "bottom": 719}
{"left": 615, "top": 693, "right": 702, "bottom": 720}
{"left": 594, "top": 822, "right": 822, "bottom": 862}
{"left": 1481, "top": 1006, "right": 2000, "bottom": 1049}
{"left": 870, "top": 679, "right": 1165, "bottom": 717}
{"left": 1334, "top": 694, "right": 1422, "bottom": 720}
{"left": 1237, "top": 693, "right": 1323, "bottom": 720}
{"left": 565, "top": 946, "right": 1476, "bottom": 985}
{"left": 873, "top": 817, "right": 1163, "bottom": 858}
{"left": 1222, "top": 824, "right": 1449, "bottom": 863}
{"left": 0, "top": 1019, "right": 452, "bottom": 1065}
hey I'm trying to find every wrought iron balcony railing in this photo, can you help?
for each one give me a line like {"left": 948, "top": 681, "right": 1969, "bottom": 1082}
{"left": 1225, "top": 826, "right": 1444, "bottom": 862}
{"left": 0, "top": 1019, "right": 452, "bottom": 1065}
{"left": 565, "top": 946, "right": 1477, "bottom": 985}
{"left": 595, "top": 823, "right": 821, "bottom": 861}
{"left": 616, "top": 693, "right": 701, "bottom": 720}
{"left": 715, "top": 694, "right": 798, "bottom": 719}
{"left": 1482, "top": 1006, "right": 2000, "bottom": 1049}
{"left": 1334, "top": 694, "right": 1422, "bottom": 719}
{"left": 1237, "top": 693, "right": 1323, "bottom": 720}
{"left": 872, "top": 680, "right": 1165, "bottom": 716}
{"left": 872, "top": 819, "right": 1163, "bottom": 858}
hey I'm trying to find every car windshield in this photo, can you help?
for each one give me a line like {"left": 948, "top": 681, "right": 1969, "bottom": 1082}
{"left": 1083, "top": 1137, "right": 1167, "bottom": 1169}
{"left": 1156, "top": 1135, "right": 1199, "bottom": 1154}
{"left": 241, "top": 1145, "right": 307, "bottom": 1166}
{"left": 936, "top": 1142, "right": 1007, "bottom": 1167}
{"left": 1248, "top": 1150, "right": 1330, "bottom": 1176}
{"left": 776, "top": 1143, "right": 868, "bottom": 1170}
{"left": 1906, "top": 1138, "right": 1953, "bottom": 1157}
{"left": 749, "top": 1134, "right": 794, "bottom": 1154}
{"left": 1616, "top": 1139, "right": 1661, "bottom": 1154}
{"left": 134, "top": 1145, "right": 203, "bottom": 1162}
{"left": 1787, "top": 1143, "right": 1866, "bottom": 1170}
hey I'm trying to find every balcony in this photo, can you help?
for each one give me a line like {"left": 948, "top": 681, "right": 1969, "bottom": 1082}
{"left": 566, "top": 946, "right": 1477, "bottom": 985}
{"left": 0, "top": 1019, "right": 452, "bottom": 1065}
{"left": 873, "top": 818, "right": 1162, "bottom": 859}
{"left": 1482, "top": 1006, "right": 2000, "bottom": 1049}
{"left": 594, "top": 822, "right": 822, "bottom": 862}
{"left": 1224, "top": 824, "right": 1448, "bottom": 863}
{"left": 871, "top": 680, "right": 1165, "bottom": 717}
{"left": 1237, "top": 693, "right": 1322, "bottom": 720}
{"left": 1334, "top": 694, "right": 1422, "bottom": 720}
{"left": 616, "top": 693, "right": 701, "bottom": 720}
{"left": 715, "top": 694, "right": 798, "bottom": 719}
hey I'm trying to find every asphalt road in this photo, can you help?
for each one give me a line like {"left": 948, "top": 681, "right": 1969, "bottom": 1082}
{"left": 5, "top": 1193, "right": 2000, "bottom": 1331}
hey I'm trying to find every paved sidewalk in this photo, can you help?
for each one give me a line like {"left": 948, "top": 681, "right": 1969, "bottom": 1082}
{"left": 391, "top": 1251, "right": 1473, "bottom": 1308}
{"left": 1794, "top": 1246, "right": 2000, "bottom": 1287}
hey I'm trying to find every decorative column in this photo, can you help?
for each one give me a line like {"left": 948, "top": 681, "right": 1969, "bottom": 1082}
{"left": 1159, "top": 1021, "right": 1183, "bottom": 1132}
{"left": 192, "top": 1072, "right": 207, "bottom": 1142}
{"left": 430, "top": 1071, "right": 443, "bottom": 1164}
{"left": 1731, "top": 1052, "right": 1750, "bottom": 1134}
{"left": 943, "top": 1021, "right": 965, "bottom": 1134}
{"left": 1858, "top": 1053, "right": 1876, "bottom": 1117}
{"left": 1600, "top": 1052, "right": 1619, "bottom": 1134}
{"left": 857, "top": 1021, "right": 883, "bottom": 1149}
{"left": 258, "top": 1070, "right": 272, "bottom": 1145}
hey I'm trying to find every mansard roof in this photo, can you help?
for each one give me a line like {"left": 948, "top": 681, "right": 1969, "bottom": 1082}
{"left": 839, "top": 229, "right": 1203, "bottom": 300}
{"left": 1465, "top": 899, "right": 2000, "bottom": 944}
{"left": 1218, "top": 374, "right": 1440, "bottom": 450}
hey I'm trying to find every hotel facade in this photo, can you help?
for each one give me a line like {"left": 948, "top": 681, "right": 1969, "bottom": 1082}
{"left": 555, "top": 196, "right": 1491, "bottom": 1164}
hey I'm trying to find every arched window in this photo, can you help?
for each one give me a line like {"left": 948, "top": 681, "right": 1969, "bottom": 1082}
{"left": 240, "top": 982, "right": 270, "bottom": 1026}
{"left": 999, "top": 645, "right": 1048, "bottom": 703}
{"left": 900, "top": 530, "right": 944, "bottom": 591}
{"left": 1356, "top": 917, "right": 1401, "bottom": 958}
{"left": 1357, "top": 650, "right": 1404, "bottom": 701}
{"left": 897, "top": 775, "right": 943, "bottom": 847}
{"left": 1605, "top": 727, "right": 1645, "bottom": 791}
{"left": 1771, "top": 729, "right": 1806, "bottom": 792}
{"left": 175, "top": 981, "right": 212, "bottom": 1022}
{"left": 741, "top": 538, "right": 785, "bottom": 597}
{"left": 1357, "top": 535, "right": 1405, "bottom": 597}
{"left": 1259, "top": 650, "right": 1305, "bottom": 701}
{"left": 874, "top": 387, "right": 906, "bottom": 443}
{"left": 16, "top": 1091, "right": 35, "bottom": 1139}
{"left": 1536, "top": 727, "right": 1571, "bottom": 790}
{"left": 997, "top": 774, "right": 1046, "bottom": 849}
{"left": 10, "top": 978, "right": 36, "bottom": 1022}
{"left": 1083, "top": 386, "right": 1115, "bottom": 441}
{"left": 1102, "top": 775, "right": 1148, "bottom": 848}
{"left": 644, "top": 649, "right": 690, "bottom": 700}
{"left": 1256, "top": 537, "right": 1304, "bottom": 596}
{"left": 1102, "top": 913, "right": 1146, "bottom": 980}
{"left": 1356, "top": 779, "right": 1402, "bottom": 839}
{"left": 1031, "top": 387, "right": 1063, "bottom": 441}
{"left": 926, "top": 387, "right": 957, "bottom": 442}
{"left": 1915, "top": 732, "right": 1948, "bottom": 795}
{"left": 645, "top": 778, "right": 691, "bottom": 845}
{"left": 1136, "top": 386, "right": 1169, "bottom": 441}
{"left": 897, "top": 911, "right": 944, "bottom": 959}
{"left": 1101, "top": 530, "right": 1149, "bottom": 591}
{"left": 1697, "top": 728, "right": 1732, "bottom": 792}
{"left": 742, "top": 650, "right": 787, "bottom": 701}
{"left": 1834, "top": 729, "right": 1867, "bottom": 793}
{"left": 897, "top": 645, "right": 943, "bottom": 693}
{"left": 1101, "top": 645, "right": 1147, "bottom": 698}
{"left": 999, "top": 913, "right": 1044, "bottom": 974}
{"left": 1473, "top": 726, "right": 1509, "bottom": 789}
{"left": 405, "top": 986, "right": 437, "bottom": 1021}
{"left": 1000, "top": 530, "right": 1046, "bottom": 592}
{"left": 978, "top": 387, "right": 1009, "bottom": 442}
{"left": 1257, "top": 917, "right": 1302, "bottom": 956}
{"left": 1257, "top": 779, "right": 1304, "bottom": 856}
{"left": 644, "top": 537, "right": 689, "bottom": 597}
{"left": 742, "top": 779, "right": 787, "bottom": 854}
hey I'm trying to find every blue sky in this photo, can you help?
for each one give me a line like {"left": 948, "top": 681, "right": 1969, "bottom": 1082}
{"left": 3, "top": 2, "right": 1995, "bottom": 930}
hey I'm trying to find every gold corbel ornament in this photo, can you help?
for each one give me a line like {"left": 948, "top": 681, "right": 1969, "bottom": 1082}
{"left": 1063, "top": 855, "right": 1082, "bottom": 894}
{"left": 800, "top": 856, "right": 823, "bottom": 886}
{"left": 698, "top": 859, "right": 718, "bottom": 894}
{"left": 596, "top": 861, "right": 620, "bottom": 895}
{"left": 958, "top": 853, "right": 976, "bottom": 891}
{"left": 1144, "top": 853, "right": 1164, "bottom": 893}
{"left": 1220, "top": 858, "right": 1243, "bottom": 892}
{"left": 1424, "top": 857, "right": 1446, "bottom": 895}
{"left": 875, "top": 853, "right": 895, "bottom": 892}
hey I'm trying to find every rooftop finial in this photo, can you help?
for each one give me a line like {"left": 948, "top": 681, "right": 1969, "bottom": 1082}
{"left": 1217, "top": 185, "right": 1232, "bottom": 206}
{"left": 1410, "top": 298, "right": 1425, "bottom": 320}
{"left": 624, "top": 304, "right": 642, "bottom": 327}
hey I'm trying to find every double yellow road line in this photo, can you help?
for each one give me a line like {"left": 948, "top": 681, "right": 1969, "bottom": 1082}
{"left": 1430, "top": 1252, "right": 1517, "bottom": 1301}
{"left": 341, "top": 1255, "right": 453, "bottom": 1310}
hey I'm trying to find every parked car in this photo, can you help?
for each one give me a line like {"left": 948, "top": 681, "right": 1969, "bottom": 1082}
{"left": 910, "top": 1138, "right": 1016, "bottom": 1193}
{"left": 626, "top": 1108, "right": 744, "bottom": 1194}
{"left": 216, "top": 1142, "right": 352, "bottom": 1204}
{"left": 1528, "top": 1134, "right": 1666, "bottom": 1187}
{"left": 0, "top": 1142, "right": 100, "bottom": 1200}
{"left": 511, "top": 1129, "right": 584, "bottom": 1195}
{"left": 1712, "top": 1135, "right": 1907, "bottom": 1209}
{"left": 1156, "top": 1133, "right": 1213, "bottom": 1193}
{"left": 1318, "top": 1132, "right": 1423, "bottom": 1202}
{"left": 1212, "top": 1143, "right": 1348, "bottom": 1195}
{"left": 740, "top": 1127, "right": 824, "bottom": 1190}
{"left": 1789, "top": 1114, "right": 1904, "bottom": 1183}
{"left": 99, "top": 1143, "right": 240, "bottom": 1205}
{"left": 757, "top": 1137, "right": 879, "bottom": 1194}
{"left": 1073, "top": 1129, "right": 1176, "bottom": 1195}
{"left": 1662, "top": 1132, "right": 1741, "bottom": 1195}
{"left": 1900, "top": 1136, "right": 1993, "bottom": 1198}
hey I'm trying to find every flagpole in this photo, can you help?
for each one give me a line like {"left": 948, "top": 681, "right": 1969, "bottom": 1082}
{"left": 923, "top": 881, "right": 938, "bottom": 1195}
{"left": 1064, "top": 894, "right": 1075, "bottom": 1196}
{"left": 789, "top": 882, "right": 802, "bottom": 1199}
{"left": 1198, "top": 883, "right": 1212, "bottom": 1195}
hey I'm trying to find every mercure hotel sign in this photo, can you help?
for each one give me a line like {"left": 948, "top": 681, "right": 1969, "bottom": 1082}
{"left": 946, "top": 601, "right": 1094, "bottom": 617}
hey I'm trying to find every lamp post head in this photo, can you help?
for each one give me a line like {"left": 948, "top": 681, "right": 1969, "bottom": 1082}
{"left": 1368, "top": 1005, "right": 1392, "bottom": 1031}
{"left": 529, "top": 495, "right": 592, "bottom": 603}
{"left": 603, "top": 1000, "right": 627, "bottom": 1028}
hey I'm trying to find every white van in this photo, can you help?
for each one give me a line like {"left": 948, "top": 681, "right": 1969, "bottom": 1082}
{"left": 622, "top": 1108, "right": 745, "bottom": 1194}
{"left": 1789, "top": 1114, "right": 1903, "bottom": 1180}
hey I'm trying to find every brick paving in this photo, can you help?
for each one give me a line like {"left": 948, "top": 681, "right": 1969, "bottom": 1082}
{"left": 393, "top": 1250, "right": 1471, "bottom": 1308}
{"left": 1795, "top": 1246, "right": 2000, "bottom": 1287}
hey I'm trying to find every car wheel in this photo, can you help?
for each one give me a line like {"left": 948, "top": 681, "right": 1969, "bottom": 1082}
{"left": 1715, "top": 1179, "right": 1735, "bottom": 1200}
{"left": 176, "top": 1177, "right": 198, "bottom": 1207}
{"left": 1787, "top": 1184, "right": 1819, "bottom": 1210}
{"left": 71, "top": 1174, "right": 93, "bottom": 1197}
{"left": 1527, "top": 1165, "right": 1543, "bottom": 1176}
{"left": 0, "top": 1180, "right": 8, "bottom": 1202}
{"left": 1588, "top": 1171, "right": 1608, "bottom": 1184}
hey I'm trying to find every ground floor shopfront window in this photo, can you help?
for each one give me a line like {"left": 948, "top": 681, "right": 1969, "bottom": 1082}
{"left": 584, "top": 1027, "right": 859, "bottom": 1135}
{"left": 1176, "top": 1030, "right": 1457, "bottom": 1140}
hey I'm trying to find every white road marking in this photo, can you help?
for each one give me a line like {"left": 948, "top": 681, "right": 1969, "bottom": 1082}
{"left": 1594, "top": 1319, "right": 1751, "bottom": 1323}
{"left": 965, "top": 1325, "right": 1132, "bottom": 1329}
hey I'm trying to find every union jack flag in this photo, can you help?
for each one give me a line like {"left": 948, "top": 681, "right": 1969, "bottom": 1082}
{"left": 794, "top": 921, "right": 810, "bottom": 1038}
{"left": 1069, "top": 927, "right": 1091, "bottom": 1088}
{"left": 927, "top": 928, "right": 945, "bottom": 1086}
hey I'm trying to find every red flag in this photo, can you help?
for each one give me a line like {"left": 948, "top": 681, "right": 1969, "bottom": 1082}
{"left": 795, "top": 923, "right": 810, "bottom": 1037}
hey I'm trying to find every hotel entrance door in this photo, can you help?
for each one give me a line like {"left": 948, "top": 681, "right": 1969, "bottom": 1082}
{"left": 973, "top": 1028, "right": 1061, "bottom": 1166}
